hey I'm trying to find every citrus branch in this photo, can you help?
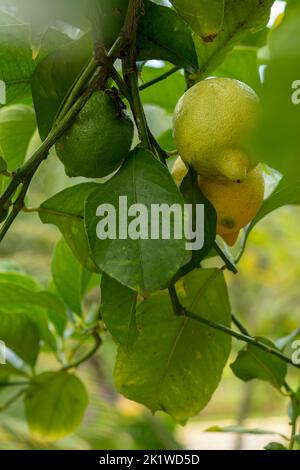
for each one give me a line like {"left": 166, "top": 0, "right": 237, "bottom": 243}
{"left": 168, "top": 285, "right": 300, "bottom": 371}
{"left": 62, "top": 332, "right": 102, "bottom": 371}
{"left": 139, "top": 66, "right": 181, "bottom": 91}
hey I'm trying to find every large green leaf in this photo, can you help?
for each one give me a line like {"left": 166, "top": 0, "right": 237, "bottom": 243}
{"left": 52, "top": 238, "right": 91, "bottom": 316}
{"left": 140, "top": 64, "right": 185, "bottom": 114}
{"left": 115, "top": 268, "right": 231, "bottom": 421}
{"left": 32, "top": 34, "right": 92, "bottom": 140}
{"left": 231, "top": 337, "right": 287, "bottom": 389}
{"left": 25, "top": 371, "right": 88, "bottom": 441}
{"left": 0, "top": 310, "right": 39, "bottom": 366}
{"left": 101, "top": 273, "right": 137, "bottom": 346}
{"left": 0, "top": 105, "right": 36, "bottom": 170}
{"left": 252, "top": 1, "right": 300, "bottom": 181}
{"left": 85, "top": 148, "right": 189, "bottom": 293}
{"left": 137, "top": 1, "right": 198, "bottom": 69}
{"left": 170, "top": 0, "right": 225, "bottom": 42}
{"left": 194, "top": 0, "right": 273, "bottom": 78}
{"left": 39, "top": 182, "right": 100, "bottom": 273}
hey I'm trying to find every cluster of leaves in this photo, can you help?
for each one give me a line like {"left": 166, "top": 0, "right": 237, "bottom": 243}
{"left": 0, "top": 0, "right": 300, "bottom": 448}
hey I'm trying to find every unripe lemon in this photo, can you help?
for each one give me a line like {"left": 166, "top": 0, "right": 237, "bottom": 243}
{"left": 198, "top": 165, "right": 265, "bottom": 246}
{"left": 173, "top": 77, "right": 260, "bottom": 182}
{"left": 56, "top": 90, "right": 134, "bottom": 178}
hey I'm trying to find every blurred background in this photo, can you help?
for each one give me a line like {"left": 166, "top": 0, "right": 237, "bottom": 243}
{"left": 0, "top": 0, "right": 299, "bottom": 451}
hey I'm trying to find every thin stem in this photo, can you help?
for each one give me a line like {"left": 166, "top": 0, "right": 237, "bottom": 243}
{"left": 0, "top": 381, "right": 29, "bottom": 387}
{"left": 168, "top": 284, "right": 300, "bottom": 371}
{"left": 0, "top": 389, "right": 26, "bottom": 411}
{"left": 56, "top": 57, "right": 98, "bottom": 123}
{"left": 185, "top": 310, "right": 300, "bottom": 370}
{"left": 214, "top": 242, "right": 238, "bottom": 274}
{"left": 139, "top": 66, "right": 181, "bottom": 91}
{"left": 232, "top": 314, "right": 250, "bottom": 335}
{"left": 62, "top": 333, "right": 102, "bottom": 371}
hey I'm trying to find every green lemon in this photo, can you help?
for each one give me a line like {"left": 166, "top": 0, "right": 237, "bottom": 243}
{"left": 55, "top": 90, "right": 134, "bottom": 178}
{"left": 173, "top": 77, "right": 260, "bottom": 182}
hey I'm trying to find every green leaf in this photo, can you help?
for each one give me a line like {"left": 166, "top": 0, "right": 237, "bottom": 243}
{"left": 140, "top": 64, "right": 185, "bottom": 114}
{"left": 115, "top": 269, "right": 231, "bottom": 421}
{"left": 0, "top": 105, "right": 36, "bottom": 170}
{"left": 213, "top": 46, "right": 261, "bottom": 94}
{"left": 230, "top": 337, "right": 287, "bottom": 389}
{"left": 265, "top": 442, "right": 287, "bottom": 451}
{"left": 0, "top": 281, "right": 66, "bottom": 337}
{"left": 52, "top": 238, "right": 91, "bottom": 316}
{"left": 0, "top": 270, "right": 42, "bottom": 291}
{"left": 252, "top": 1, "right": 300, "bottom": 181}
{"left": 206, "top": 425, "right": 288, "bottom": 440}
{"left": 25, "top": 371, "right": 88, "bottom": 441}
{"left": 194, "top": 0, "right": 273, "bottom": 78}
{"left": 137, "top": 1, "right": 198, "bottom": 69}
{"left": 32, "top": 34, "right": 92, "bottom": 140}
{"left": 85, "top": 148, "right": 188, "bottom": 294}
{"left": 0, "top": 310, "right": 39, "bottom": 365}
{"left": 0, "top": 25, "right": 35, "bottom": 106}
{"left": 170, "top": 0, "right": 225, "bottom": 42}
{"left": 39, "top": 182, "right": 100, "bottom": 273}
{"left": 0, "top": 156, "right": 7, "bottom": 173}
{"left": 101, "top": 273, "right": 137, "bottom": 346}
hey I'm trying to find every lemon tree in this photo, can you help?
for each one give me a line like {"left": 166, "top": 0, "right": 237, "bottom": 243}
{"left": 0, "top": 0, "right": 299, "bottom": 451}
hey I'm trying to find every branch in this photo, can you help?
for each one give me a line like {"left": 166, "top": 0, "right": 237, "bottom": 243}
{"left": 62, "top": 332, "right": 102, "bottom": 371}
{"left": 139, "top": 66, "right": 181, "bottom": 91}
{"left": 168, "top": 285, "right": 300, "bottom": 371}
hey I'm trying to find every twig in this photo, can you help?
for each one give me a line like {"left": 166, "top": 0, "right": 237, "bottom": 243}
{"left": 62, "top": 332, "right": 102, "bottom": 371}
{"left": 139, "top": 66, "right": 181, "bottom": 91}
{"left": 0, "top": 389, "right": 26, "bottom": 411}
{"left": 168, "top": 284, "right": 300, "bottom": 371}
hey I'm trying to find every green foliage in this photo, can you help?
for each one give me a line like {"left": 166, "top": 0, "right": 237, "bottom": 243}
{"left": 170, "top": 0, "right": 225, "bottom": 41}
{"left": 85, "top": 148, "right": 189, "bottom": 293}
{"left": 137, "top": 1, "right": 198, "bottom": 68}
{"left": 101, "top": 273, "right": 138, "bottom": 346}
{"left": 194, "top": 0, "right": 273, "bottom": 78}
{"left": 39, "top": 183, "right": 100, "bottom": 273}
{"left": 32, "top": 35, "right": 92, "bottom": 140}
{"left": 1, "top": 0, "right": 300, "bottom": 450}
{"left": 253, "top": 1, "right": 300, "bottom": 181}
{"left": 115, "top": 269, "right": 231, "bottom": 422}
{"left": 25, "top": 371, "right": 88, "bottom": 441}
{"left": 52, "top": 238, "right": 92, "bottom": 316}
{"left": 231, "top": 337, "right": 287, "bottom": 389}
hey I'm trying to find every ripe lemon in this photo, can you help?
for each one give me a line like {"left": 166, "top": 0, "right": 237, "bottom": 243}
{"left": 173, "top": 77, "right": 260, "bottom": 182}
{"left": 198, "top": 165, "right": 265, "bottom": 246}
{"left": 56, "top": 90, "right": 134, "bottom": 178}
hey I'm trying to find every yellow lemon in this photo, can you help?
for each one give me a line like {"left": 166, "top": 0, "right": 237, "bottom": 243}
{"left": 173, "top": 77, "right": 260, "bottom": 182}
{"left": 198, "top": 165, "right": 265, "bottom": 246}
